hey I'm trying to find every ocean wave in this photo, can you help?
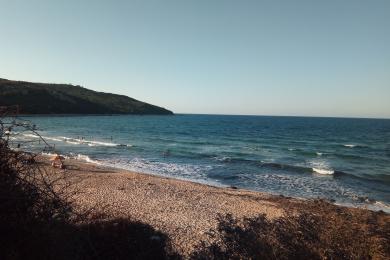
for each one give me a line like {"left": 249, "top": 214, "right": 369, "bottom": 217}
{"left": 373, "top": 201, "right": 390, "bottom": 210}
{"left": 75, "top": 154, "right": 102, "bottom": 164}
{"left": 164, "top": 151, "right": 390, "bottom": 183}
{"left": 286, "top": 148, "right": 328, "bottom": 158}
{"left": 22, "top": 132, "right": 132, "bottom": 148}
{"left": 22, "top": 133, "right": 129, "bottom": 147}
{"left": 85, "top": 140, "right": 118, "bottom": 147}
{"left": 44, "top": 136, "right": 64, "bottom": 142}
{"left": 78, "top": 156, "right": 219, "bottom": 185}
{"left": 23, "top": 133, "right": 40, "bottom": 138}
{"left": 309, "top": 160, "right": 335, "bottom": 175}
{"left": 258, "top": 161, "right": 356, "bottom": 178}
{"left": 41, "top": 151, "right": 70, "bottom": 159}
{"left": 342, "top": 144, "right": 368, "bottom": 149}
{"left": 41, "top": 136, "right": 132, "bottom": 147}
{"left": 211, "top": 156, "right": 332, "bottom": 176}
{"left": 112, "top": 157, "right": 211, "bottom": 177}
{"left": 312, "top": 168, "right": 334, "bottom": 175}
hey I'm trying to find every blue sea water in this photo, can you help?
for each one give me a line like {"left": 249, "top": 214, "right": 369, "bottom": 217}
{"left": 17, "top": 114, "right": 390, "bottom": 211}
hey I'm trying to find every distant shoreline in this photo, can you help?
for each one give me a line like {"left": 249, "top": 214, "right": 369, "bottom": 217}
{"left": 0, "top": 78, "right": 174, "bottom": 115}
{"left": 16, "top": 113, "right": 175, "bottom": 117}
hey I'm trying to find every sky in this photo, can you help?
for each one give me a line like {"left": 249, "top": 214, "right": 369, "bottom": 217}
{"left": 0, "top": 0, "right": 389, "bottom": 118}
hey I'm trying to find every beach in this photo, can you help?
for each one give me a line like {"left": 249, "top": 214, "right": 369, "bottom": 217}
{"left": 42, "top": 156, "right": 389, "bottom": 257}
{"left": 23, "top": 115, "right": 390, "bottom": 211}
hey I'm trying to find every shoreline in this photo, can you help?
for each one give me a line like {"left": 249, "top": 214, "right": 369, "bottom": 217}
{"left": 42, "top": 152, "right": 390, "bottom": 214}
{"left": 40, "top": 155, "right": 389, "bottom": 256}
{"left": 44, "top": 157, "right": 286, "bottom": 254}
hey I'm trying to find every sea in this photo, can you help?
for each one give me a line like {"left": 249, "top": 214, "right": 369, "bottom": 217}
{"left": 14, "top": 114, "right": 390, "bottom": 212}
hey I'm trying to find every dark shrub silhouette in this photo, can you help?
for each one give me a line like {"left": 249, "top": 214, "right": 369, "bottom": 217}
{"left": 191, "top": 201, "right": 389, "bottom": 260}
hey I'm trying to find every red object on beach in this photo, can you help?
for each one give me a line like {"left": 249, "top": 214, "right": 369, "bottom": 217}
{"left": 51, "top": 154, "right": 65, "bottom": 169}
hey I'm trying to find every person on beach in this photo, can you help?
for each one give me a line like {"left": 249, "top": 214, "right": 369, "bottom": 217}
{"left": 50, "top": 153, "right": 65, "bottom": 169}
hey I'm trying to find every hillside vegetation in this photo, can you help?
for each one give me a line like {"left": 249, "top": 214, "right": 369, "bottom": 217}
{"left": 0, "top": 78, "right": 173, "bottom": 115}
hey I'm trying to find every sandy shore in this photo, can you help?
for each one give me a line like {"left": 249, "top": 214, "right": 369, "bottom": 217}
{"left": 42, "top": 157, "right": 389, "bottom": 256}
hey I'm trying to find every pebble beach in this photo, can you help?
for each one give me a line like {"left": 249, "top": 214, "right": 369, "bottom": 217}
{"left": 40, "top": 157, "right": 390, "bottom": 257}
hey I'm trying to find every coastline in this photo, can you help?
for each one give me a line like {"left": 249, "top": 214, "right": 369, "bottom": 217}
{"left": 47, "top": 152, "right": 390, "bottom": 213}
{"left": 22, "top": 114, "right": 390, "bottom": 216}
{"left": 41, "top": 155, "right": 389, "bottom": 256}
{"left": 18, "top": 113, "right": 175, "bottom": 117}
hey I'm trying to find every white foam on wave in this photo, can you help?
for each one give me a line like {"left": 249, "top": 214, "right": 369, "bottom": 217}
{"left": 75, "top": 154, "right": 102, "bottom": 164}
{"left": 61, "top": 137, "right": 85, "bottom": 145}
{"left": 309, "top": 159, "right": 334, "bottom": 175}
{"left": 87, "top": 140, "right": 118, "bottom": 147}
{"left": 23, "top": 133, "right": 40, "bottom": 138}
{"left": 44, "top": 136, "right": 63, "bottom": 142}
{"left": 113, "top": 157, "right": 210, "bottom": 176}
{"left": 89, "top": 157, "right": 221, "bottom": 186}
{"left": 374, "top": 201, "right": 390, "bottom": 211}
{"left": 18, "top": 133, "right": 132, "bottom": 149}
{"left": 312, "top": 168, "right": 334, "bottom": 175}
{"left": 57, "top": 136, "right": 131, "bottom": 147}
{"left": 343, "top": 144, "right": 356, "bottom": 148}
{"left": 41, "top": 151, "right": 70, "bottom": 159}
{"left": 22, "top": 134, "right": 77, "bottom": 144}
{"left": 63, "top": 139, "right": 80, "bottom": 145}
{"left": 316, "top": 152, "right": 323, "bottom": 156}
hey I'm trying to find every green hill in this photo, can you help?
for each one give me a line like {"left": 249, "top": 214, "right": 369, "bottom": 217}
{"left": 0, "top": 78, "right": 173, "bottom": 115}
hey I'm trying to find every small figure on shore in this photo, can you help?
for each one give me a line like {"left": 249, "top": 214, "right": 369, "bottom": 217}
{"left": 50, "top": 153, "right": 65, "bottom": 169}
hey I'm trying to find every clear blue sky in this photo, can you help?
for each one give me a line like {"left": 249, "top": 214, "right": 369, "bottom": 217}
{"left": 1, "top": 0, "right": 389, "bottom": 118}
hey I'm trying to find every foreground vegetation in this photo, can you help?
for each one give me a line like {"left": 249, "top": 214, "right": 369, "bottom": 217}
{"left": 192, "top": 201, "right": 389, "bottom": 259}
{"left": 0, "top": 78, "right": 173, "bottom": 115}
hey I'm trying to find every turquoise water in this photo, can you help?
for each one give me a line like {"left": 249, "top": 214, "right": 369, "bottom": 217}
{"left": 17, "top": 114, "right": 390, "bottom": 211}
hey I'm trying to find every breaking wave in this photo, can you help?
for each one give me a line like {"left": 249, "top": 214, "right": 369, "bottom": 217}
{"left": 21, "top": 133, "right": 131, "bottom": 148}
{"left": 75, "top": 154, "right": 102, "bottom": 164}
{"left": 312, "top": 168, "right": 334, "bottom": 175}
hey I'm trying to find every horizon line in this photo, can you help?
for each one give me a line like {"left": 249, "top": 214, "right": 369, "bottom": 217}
{"left": 176, "top": 113, "right": 390, "bottom": 120}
